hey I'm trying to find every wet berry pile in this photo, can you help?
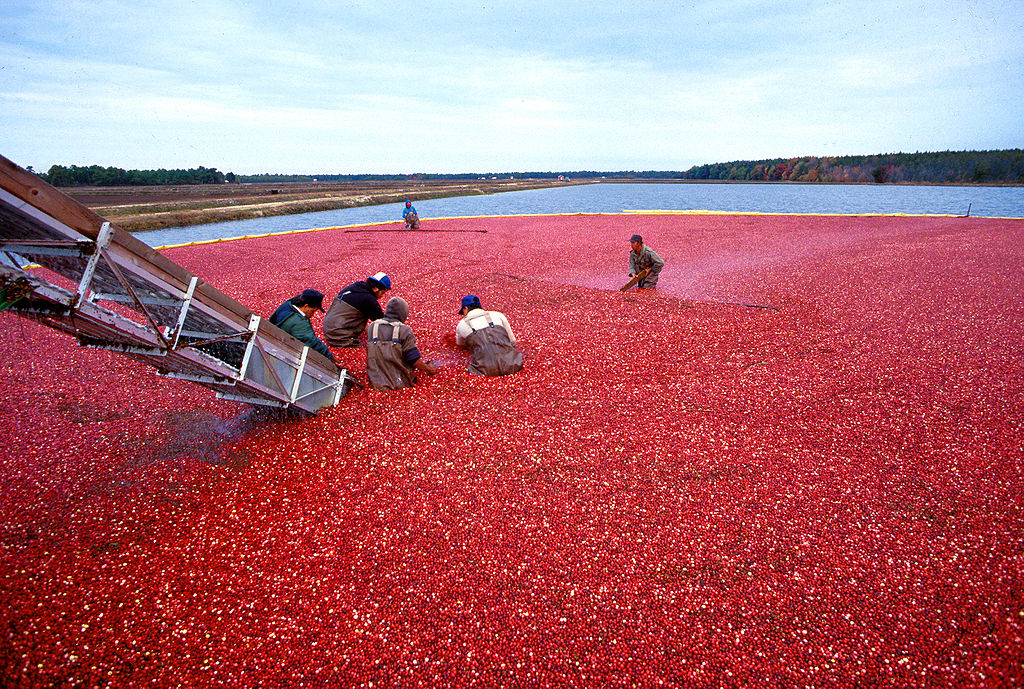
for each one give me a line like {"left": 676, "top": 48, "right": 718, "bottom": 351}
{"left": 1, "top": 213, "right": 1022, "bottom": 686}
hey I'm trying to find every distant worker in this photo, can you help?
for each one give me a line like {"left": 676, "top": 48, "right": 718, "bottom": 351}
{"left": 268, "top": 289, "right": 335, "bottom": 362}
{"left": 403, "top": 200, "right": 420, "bottom": 229}
{"left": 323, "top": 272, "right": 392, "bottom": 347}
{"left": 628, "top": 234, "right": 665, "bottom": 289}
{"left": 366, "top": 297, "right": 437, "bottom": 390}
{"left": 455, "top": 295, "right": 523, "bottom": 376}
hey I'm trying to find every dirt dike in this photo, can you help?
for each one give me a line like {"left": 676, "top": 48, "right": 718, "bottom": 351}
{"left": 65, "top": 178, "right": 589, "bottom": 231}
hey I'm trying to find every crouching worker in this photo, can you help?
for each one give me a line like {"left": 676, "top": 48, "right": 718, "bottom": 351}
{"left": 366, "top": 297, "right": 437, "bottom": 390}
{"left": 403, "top": 200, "right": 419, "bottom": 229}
{"left": 455, "top": 295, "right": 523, "bottom": 376}
{"left": 628, "top": 234, "right": 664, "bottom": 289}
{"left": 269, "top": 289, "right": 336, "bottom": 362}
{"left": 324, "top": 272, "right": 391, "bottom": 347}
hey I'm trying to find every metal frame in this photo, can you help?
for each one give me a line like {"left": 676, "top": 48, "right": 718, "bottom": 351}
{"left": 0, "top": 155, "right": 352, "bottom": 414}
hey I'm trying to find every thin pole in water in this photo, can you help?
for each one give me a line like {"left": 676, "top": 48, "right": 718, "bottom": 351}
{"left": 965, "top": 202, "right": 972, "bottom": 217}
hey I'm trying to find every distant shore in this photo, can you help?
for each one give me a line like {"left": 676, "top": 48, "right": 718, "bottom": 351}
{"left": 65, "top": 176, "right": 1022, "bottom": 232}
{"left": 66, "top": 178, "right": 593, "bottom": 232}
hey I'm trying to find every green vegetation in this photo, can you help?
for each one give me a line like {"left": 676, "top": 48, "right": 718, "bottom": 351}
{"left": 680, "top": 149, "right": 1024, "bottom": 184}
{"left": 38, "top": 164, "right": 227, "bottom": 186}
{"left": 35, "top": 149, "right": 1024, "bottom": 187}
{"left": 232, "top": 150, "right": 1024, "bottom": 185}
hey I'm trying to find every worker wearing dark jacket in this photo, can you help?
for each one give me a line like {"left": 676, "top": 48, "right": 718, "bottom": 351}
{"left": 269, "top": 289, "right": 335, "bottom": 361}
{"left": 455, "top": 295, "right": 523, "bottom": 376}
{"left": 323, "top": 272, "right": 391, "bottom": 347}
{"left": 366, "top": 297, "right": 437, "bottom": 390}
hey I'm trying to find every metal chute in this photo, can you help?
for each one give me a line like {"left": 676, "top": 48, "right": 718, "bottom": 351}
{"left": 0, "top": 155, "right": 353, "bottom": 414}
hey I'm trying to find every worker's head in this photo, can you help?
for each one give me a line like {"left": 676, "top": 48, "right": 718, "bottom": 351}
{"left": 367, "top": 272, "right": 392, "bottom": 298}
{"left": 629, "top": 234, "right": 643, "bottom": 252}
{"left": 384, "top": 296, "right": 409, "bottom": 323}
{"left": 458, "top": 294, "right": 482, "bottom": 315}
{"left": 405, "top": 200, "right": 412, "bottom": 208}
{"left": 297, "top": 289, "right": 325, "bottom": 316}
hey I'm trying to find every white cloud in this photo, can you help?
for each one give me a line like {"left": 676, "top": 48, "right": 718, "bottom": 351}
{"left": 2, "top": 0, "right": 1022, "bottom": 172}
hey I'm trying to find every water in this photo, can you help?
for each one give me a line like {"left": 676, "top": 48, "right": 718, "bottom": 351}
{"left": 137, "top": 182, "right": 1024, "bottom": 248}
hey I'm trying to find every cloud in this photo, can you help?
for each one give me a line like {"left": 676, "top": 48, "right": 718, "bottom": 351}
{"left": 2, "top": 0, "right": 1022, "bottom": 173}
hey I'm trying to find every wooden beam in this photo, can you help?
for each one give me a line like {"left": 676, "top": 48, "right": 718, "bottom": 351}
{"left": 0, "top": 155, "right": 108, "bottom": 239}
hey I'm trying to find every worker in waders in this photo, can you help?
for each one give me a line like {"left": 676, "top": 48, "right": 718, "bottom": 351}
{"left": 365, "top": 297, "right": 437, "bottom": 390}
{"left": 323, "top": 272, "right": 391, "bottom": 347}
{"left": 454, "top": 295, "right": 523, "bottom": 376}
{"left": 628, "top": 234, "right": 664, "bottom": 289}
{"left": 403, "top": 200, "right": 419, "bottom": 229}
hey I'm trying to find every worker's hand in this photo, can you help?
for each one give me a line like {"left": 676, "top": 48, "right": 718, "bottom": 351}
{"left": 423, "top": 360, "right": 438, "bottom": 375}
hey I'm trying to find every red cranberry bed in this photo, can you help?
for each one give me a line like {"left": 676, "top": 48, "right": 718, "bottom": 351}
{"left": 1, "top": 213, "right": 1022, "bottom": 686}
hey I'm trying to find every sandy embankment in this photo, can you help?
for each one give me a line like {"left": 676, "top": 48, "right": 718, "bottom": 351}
{"left": 65, "top": 178, "right": 587, "bottom": 231}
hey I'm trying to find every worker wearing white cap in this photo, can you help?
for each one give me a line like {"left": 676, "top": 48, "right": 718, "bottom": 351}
{"left": 324, "top": 271, "right": 392, "bottom": 347}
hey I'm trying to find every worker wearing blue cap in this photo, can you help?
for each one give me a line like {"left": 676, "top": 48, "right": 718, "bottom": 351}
{"left": 324, "top": 272, "right": 392, "bottom": 347}
{"left": 402, "top": 200, "right": 420, "bottom": 229}
{"left": 268, "top": 289, "right": 335, "bottom": 362}
{"left": 455, "top": 294, "right": 523, "bottom": 376}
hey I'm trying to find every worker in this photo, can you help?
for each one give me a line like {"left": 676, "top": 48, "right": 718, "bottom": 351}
{"left": 365, "top": 297, "right": 437, "bottom": 390}
{"left": 455, "top": 294, "right": 523, "bottom": 376}
{"left": 268, "top": 289, "right": 335, "bottom": 362}
{"left": 628, "top": 234, "right": 665, "bottom": 289}
{"left": 323, "top": 272, "right": 391, "bottom": 347}
{"left": 403, "top": 200, "right": 420, "bottom": 229}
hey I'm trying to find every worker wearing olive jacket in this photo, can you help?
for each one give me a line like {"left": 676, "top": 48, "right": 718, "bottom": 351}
{"left": 455, "top": 295, "right": 523, "bottom": 376}
{"left": 628, "top": 234, "right": 665, "bottom": 289}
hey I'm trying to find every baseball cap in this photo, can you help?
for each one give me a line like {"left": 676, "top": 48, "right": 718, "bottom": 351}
{"left": 458, "top": 294, "right": 482, "bottom": 313}
{"left": 300, "top": 289, "right": 325, "bottom": 311}
{"left": 367, "top": 272, "right": 392, "bottom": 290}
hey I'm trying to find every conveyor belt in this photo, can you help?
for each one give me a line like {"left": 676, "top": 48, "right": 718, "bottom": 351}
{"left": 0, "top": 155, "right": 353, "bottom": 414}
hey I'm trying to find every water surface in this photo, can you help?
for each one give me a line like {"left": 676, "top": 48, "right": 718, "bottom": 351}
{"left": 138, "top": 182, "right": 1024, "bottom": 247}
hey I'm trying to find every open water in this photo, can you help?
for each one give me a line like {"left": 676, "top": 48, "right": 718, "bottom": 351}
{"left": 137, "top": 182, "right": 1024, "bottom": 248}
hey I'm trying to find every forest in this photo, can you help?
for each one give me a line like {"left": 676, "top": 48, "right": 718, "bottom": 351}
{"left": 35, "top": 164, "right": 231, "bottom": 186}
{"left": 679, "top": 149, "right": 1024, "bottom": 184}
{"left": 34, "top": 149, "right": 1024, "bottom": 187}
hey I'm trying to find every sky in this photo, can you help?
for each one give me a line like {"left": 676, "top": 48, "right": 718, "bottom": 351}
{"left": 1, "top": 1, "right": 1022, "bottom": 175}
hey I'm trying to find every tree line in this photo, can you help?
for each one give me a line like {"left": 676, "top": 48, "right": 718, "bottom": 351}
{"left": 37, "top": 164, "right": 233, "bottom": 186}
{"left": 34, "top": 149, "right": 1023, "bottom": 187}
{"left": 234, "top": 149, "right": 1024, "bottom": 185}
{"left": 679, "top": 149, "right": 1024, "bottom": 184}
